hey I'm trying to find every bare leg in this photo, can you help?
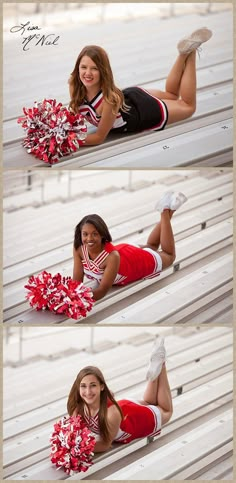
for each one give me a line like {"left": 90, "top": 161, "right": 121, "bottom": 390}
{"left": 145, "top": 51, "right": 197, "bottom": 124}
{"left": 145, "top": 53, "right": 189, "bottom": 100}
{"left": 164, "top": 51, "right": 197, "bottom": 123}
{"left": 142, "top": 364, "right": 173, "bottom": 425}
{"left": 144, "top": 209, "right": 176, "bottom": 268}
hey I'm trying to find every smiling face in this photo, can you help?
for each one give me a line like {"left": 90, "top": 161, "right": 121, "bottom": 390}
{"left": 81, "top": 222, "right": 103, "bottom": 252}
{"left": 79, "top": 55, "right": 101, "bottom": 91}
{"left": 79, "top": 374, "right": 104, "bottom": 408}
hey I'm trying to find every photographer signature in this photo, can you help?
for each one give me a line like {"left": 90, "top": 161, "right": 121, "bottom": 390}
{"left": 10, "top": 21, "right": 60, "bottom": 51}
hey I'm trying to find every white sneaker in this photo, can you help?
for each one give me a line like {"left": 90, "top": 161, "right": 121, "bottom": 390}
{"left": 156, "top": 191, "right": 174, "bottom": 213}
{"left": 177, "top": 27, "right": 212, "bottom": 54}
{"left": 146, "top": 338, "right": 166, "bottom": 381}
{"left": 170, "top": 192, "right": 187, "bottom": 211}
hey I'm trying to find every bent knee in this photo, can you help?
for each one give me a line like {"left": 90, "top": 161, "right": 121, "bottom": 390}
{"left": 189, "top": 103, "right": 196, "bottom": 116}
{"left": 165, "top": 409, "right": 173, "bottom": 424}
{"left": 167, "top": 252, "right": 176, "bottom": 266}
{"left": 160, "top": 252, "right": 176, "bottom": 270}
{"left": 161, "top": 408, "right": 173, "bottom": 425}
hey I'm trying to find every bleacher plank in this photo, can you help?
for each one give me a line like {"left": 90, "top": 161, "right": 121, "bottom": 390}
{"left": 4, "top": 110, "right": 233, "bottom": 169}
{"left": 48, "top": 111, "right": 233, "bottom": 169}
{"left": 192, "top": 452, "right": 233, "bottom": 480}
{"left": 100, "top": 253, "right": 233, "bottom": 325}
{"left": 79, "top": 115, "right": 233, "bottom": 169}
{"left": 171, "top": 442, "right": 233, "bottom": 480}
{"left": 102, "top": 411, "right": 232, "bottom": 480}
{"left": 4, "top": 250, "right": 233, "bottom": 326}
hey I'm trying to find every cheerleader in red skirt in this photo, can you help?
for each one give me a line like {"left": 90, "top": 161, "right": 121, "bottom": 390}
{"left": 73, "top": 190, "right": 187, "bottom": 300}
{"left": 67, "top": 338, "right": 172, "bottom": 451}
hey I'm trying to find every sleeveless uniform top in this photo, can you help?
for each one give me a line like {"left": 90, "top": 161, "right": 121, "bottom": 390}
{"left": 81, "top": 241, "right": 161, "bottom": 286}
{"left": 83, "top": 399, "right": 162, "bottom": 444}
{"left": 78, "top": 87, "right": 168, "bottom": 133}
{"left": 78, "top": 90, "right": 126, "bottom": 129}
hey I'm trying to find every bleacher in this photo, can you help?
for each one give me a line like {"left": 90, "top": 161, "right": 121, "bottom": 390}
{"left": 3, "top": 168, "right": 233, "bottom": 325}
{"left": 3, "top": 326, "right": 233, "bottom": 480}
{"left": 3, "top": 8, "right": 233, "bottom": 169}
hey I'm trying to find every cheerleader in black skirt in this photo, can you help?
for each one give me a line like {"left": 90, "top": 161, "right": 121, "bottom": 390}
{"left": 69, "top": 28, "right": 212, "bottom": 146}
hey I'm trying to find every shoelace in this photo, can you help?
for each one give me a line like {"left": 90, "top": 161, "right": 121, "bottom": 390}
{"left": 196, "top": 46, "right": 202, "bottom": 59}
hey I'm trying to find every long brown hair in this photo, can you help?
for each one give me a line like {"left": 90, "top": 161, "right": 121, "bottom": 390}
{"left": 67, "top": 366, "right": 123, "bottom": 443}
{"left": 74, "top": 214, "right": 112, "bottom": 250}
{"left": 69, "top": 45, "right": 129, "bottom": 114}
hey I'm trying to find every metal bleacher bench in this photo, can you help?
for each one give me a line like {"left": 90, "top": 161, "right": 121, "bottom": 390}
{"left": 3, "top": 11, "right": 233, "bottom": 169}
{"left": 3, "top": 327, "right": 233, "bottom": 480}
{"left": 3, "top": 169, "right": 233, "bottom": 326}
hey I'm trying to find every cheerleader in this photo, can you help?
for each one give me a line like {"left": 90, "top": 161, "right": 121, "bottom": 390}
{"left": 68, "top": 28, "right": 212, "bottom": 145}
{"left": 73, "top": 190, "right": 187, "bottom": 300}
{"left": 67, "top": 338, "right": 172, "bottom": 451}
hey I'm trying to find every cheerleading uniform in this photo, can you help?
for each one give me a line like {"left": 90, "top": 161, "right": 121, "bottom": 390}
{"left": 78, "top": 87, "right": 168, "bottom": 133}
{"left": 84, "top": 399, "right": 162, "bottom": 444}
{"left": 81, "top": 241, "right": 162, "bottom": 286}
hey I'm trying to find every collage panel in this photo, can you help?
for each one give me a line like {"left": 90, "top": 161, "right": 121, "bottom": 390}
{"left": 3, "top": 2, "right": 233, "bottom": 168}
{"left": 2, "top": 2, "right": 234, "bottom": 482}
{"left": 3, "top": 325, "right": 234, "bottom": 480}
{"left": 3, "top": 168, "right": 233, "bottom": 326}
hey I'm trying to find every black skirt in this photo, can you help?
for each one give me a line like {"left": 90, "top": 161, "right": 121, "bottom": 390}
{"left": 114, "top": 86, "right": 168, "bottom": 133}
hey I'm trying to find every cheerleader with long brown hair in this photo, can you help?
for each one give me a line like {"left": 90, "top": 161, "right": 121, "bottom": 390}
{"left": 68, "top": 28, "right": 212, "bottom": 145}
{"left": 67, "top": 338, "right": 172, "bottom": 451}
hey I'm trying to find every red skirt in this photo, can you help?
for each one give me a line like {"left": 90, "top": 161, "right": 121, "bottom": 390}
{"left": 114, "top": 399, "right": 162, "bottom": 444}
{"left": 107, "top": 243, "right": 162, "bottom": 285}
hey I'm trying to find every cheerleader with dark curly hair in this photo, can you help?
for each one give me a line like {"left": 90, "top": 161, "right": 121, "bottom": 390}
{"left": 73, "top": 190, "right": 187, "bottom": 300}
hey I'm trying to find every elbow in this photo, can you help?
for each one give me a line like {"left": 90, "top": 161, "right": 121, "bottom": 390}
{"left": 93, "top": 284, "right": 111, "bottom": 301}
{"left": 84, "top": 129, "right": 109, "bottom": 146}
{"left": 93, "top": 290, "right": 106, "bottom": 301}
{"left": 96, "top": 135, "right": 106, "bottom": 145}
{"left": 73, "top": 272, "right": 83, "bottom": 283}
{"left": 94, "top": 441, "right": 112, "bottom": 453}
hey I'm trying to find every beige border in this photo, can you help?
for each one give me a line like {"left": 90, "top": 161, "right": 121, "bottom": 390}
{"left": 1, "top": 1, "right": 235, "bottom": 482}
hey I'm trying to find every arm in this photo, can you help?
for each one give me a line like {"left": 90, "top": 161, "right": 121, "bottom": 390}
{"left": 73, "top": 247, "right": 84, "bottom": 282}
{"left": 68, "top": 79, "right": 118, "bottom": 145}
{"left": 92, "top": 251, "right": 120, "bottom": 301}
{"left": 84, "top": 101, "right": 119, "bottom": 146}
{"left": 93, "top": 405, "right": 122, "bottom": 452}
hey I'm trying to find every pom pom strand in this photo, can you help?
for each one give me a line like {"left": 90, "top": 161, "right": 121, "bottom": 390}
{"left": 18, "top": 99, "right": 87, "bottom": 164}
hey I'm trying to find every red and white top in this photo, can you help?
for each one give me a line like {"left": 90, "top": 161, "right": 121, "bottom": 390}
{"left": 83, "top": 399, "right": 162, "bottom": 444}
{"left": 78, "top": 90, "right": 126, "bottom": 129}
{"left": 81, "top": 242, "right": 162, "bottom": 286}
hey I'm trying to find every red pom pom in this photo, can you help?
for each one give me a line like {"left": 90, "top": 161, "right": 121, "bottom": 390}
{"left": 18, "top": 99, "right": 87, "bottom": 164}
{"left": 50, "top": 415, "right": 96, "bottom": 475}
{"left": 24, "top": 271, "right": 94, "bottom": 320}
